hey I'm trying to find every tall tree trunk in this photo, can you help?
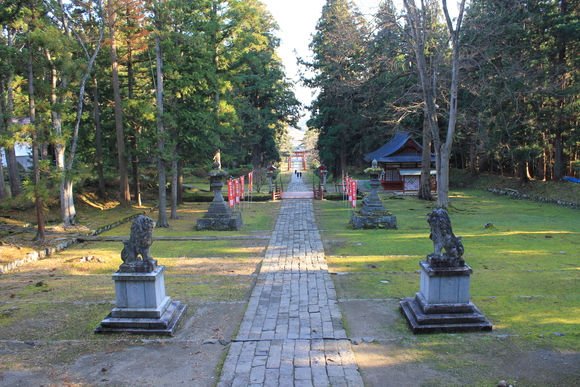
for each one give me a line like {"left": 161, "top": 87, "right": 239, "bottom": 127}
{"left": 93, "top": 77, "right": 106, "bottom": 197}
{"left": 2, "top": 28, "right": 23, "bottom": 197}
{"left": 177, "top": 159, "right": 184, "bottom": 205}
{"left": 28, "top": 40, "right": 45, "bottom": 242}
{"left": 552, "top": 0, "right": 568, "bottom": 180}
{"left": 130, "top": 135, "right": 141, "bottom": 206}
{"left": 0, "top": 83, "right": 12, "bottom": 200}
{"left": 108, "top": 0, "right": 131, "bottom": 206}
{"left": 418, "top": 115, "right": 434, "bottom": 200}
{"left": 538, "top": 153, "right": 546, "bottom": 181}
{"left": 47, "top": 52, "right": 75, "bottom": 226}
{"left": 170, "top": 159, "right": 178, "bottom": 220}
{"left": 155, "top": 16, "right": 169, "bottom": 228}
{"left": 553, "top": 131, "right": 563, "bottom": 180}
{"left": 0, "top": 161, "right": 8, "bottom": 200}
{"left": 127, "top": 37, "right": 141, "bottom": 206}
{"left": 55, "top": 0, "right": 104, "bottom": 225}
{"left": 252, "top": 144, "right": 261, "bottom": 170}
{"left": 469, "top": 138, "right": 477, "bottom": 177}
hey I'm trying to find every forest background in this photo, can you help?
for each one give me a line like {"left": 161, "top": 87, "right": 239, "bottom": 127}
{"left": 0, "top": 0, "right": 579, "bottom": 238}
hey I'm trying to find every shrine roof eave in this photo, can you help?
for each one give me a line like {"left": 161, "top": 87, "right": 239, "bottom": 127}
{"left": 374, "top": 156, "right": 435, "bottom": 163}
{"left": 364, "top": 131, "right": 422, "bottom": 162}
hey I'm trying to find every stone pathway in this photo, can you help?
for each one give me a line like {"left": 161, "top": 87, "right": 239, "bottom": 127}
{"left": 218, "top": 175, "right": 364, "bottom": 387}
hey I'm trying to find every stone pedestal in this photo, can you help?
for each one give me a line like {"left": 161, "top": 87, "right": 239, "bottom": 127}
{"left": 197, "top": 170, "right": 243, "bottom": 231}
{"left": 400, "top": 260, "right": 492, "bottom": 333}
{"left": 95, "top": 265, "right": 186, "bottom": 336}
{"left": 350, "top": 213, "right": 397, "bottom": 229}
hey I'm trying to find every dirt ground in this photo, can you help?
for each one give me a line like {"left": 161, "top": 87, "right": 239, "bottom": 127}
{"left": 340, "top": 300, "right": 580, "bottom": 387}
{"left": 0, "top": 302, "right": 246, "bottom": 387}
{"left": 2, "top": 299, "right": 579, "bottom": 386}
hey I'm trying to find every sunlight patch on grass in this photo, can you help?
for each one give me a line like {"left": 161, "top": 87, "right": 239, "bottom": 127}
{"left": 327, "top": 255, "right": 421, "bottom": 273}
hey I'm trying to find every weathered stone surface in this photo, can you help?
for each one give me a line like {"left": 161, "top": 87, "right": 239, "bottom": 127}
{"left": 96, "top": 265, "right": 186, "bottom": 335}
{"left": 197, "top": 212, "right": 243, "bottom": 231}
{"left": 196, "top": 166, "right": 243, "bottom": 231}
{"left": 400, "top": 296, "right": 492, "bottom": 334}
{"left": 400, "top": 260, "right": 492, "bottom": 334}
{"left": 119, "top": 215, "right": 157, "bottom": 273}
{"left": 96, "top": 217, "right": 186, "bottom": 335}
{"left": 111, "top": 265, "right": 169, "bottom": 317}
{"left": 95, "top": 300, "right": 186, "bottom": 336}
{"left": 349, "top": 213, "right": 397, "bottom": 230}
{"left": 427, "top": 208, "right": 464, "bottom": 263}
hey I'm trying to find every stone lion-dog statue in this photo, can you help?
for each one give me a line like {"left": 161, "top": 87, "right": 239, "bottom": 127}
{"left": 121, "top": 215, "right": 156, "bottom": 265}
{"left": 427, "top": 208, "right": 464, "bottom": 260}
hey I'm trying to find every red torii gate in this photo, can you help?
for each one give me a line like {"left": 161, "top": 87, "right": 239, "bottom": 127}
{"left": 287, "top": 150, "right": 310, "bottom": 171}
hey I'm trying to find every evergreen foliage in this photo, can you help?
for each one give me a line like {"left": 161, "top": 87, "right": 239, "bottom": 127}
{"left": 304, "top": 0, "right": 579, "bottom": 188}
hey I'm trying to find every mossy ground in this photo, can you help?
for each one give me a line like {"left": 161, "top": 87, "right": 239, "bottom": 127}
{"left": 317, "top": 189, "right": 580, "bottom": 386}
{"left": 1, "top": 172, "right": 579, "bottom": 386}
{"left": 0, "top": 199, "right": 278, "bottom": 381}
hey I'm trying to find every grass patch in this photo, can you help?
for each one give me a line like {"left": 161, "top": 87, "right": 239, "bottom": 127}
{"left": 166, "top": 275, "right": 255, "bottom": 303}
{"left": 99, "top": 201, "right": 280, "bottom": 237}
{"left": 318, "top": 188, "right": 580, "bottom": 378}
{"left": 334, "top": 272, "right": 420, "bottom": 299}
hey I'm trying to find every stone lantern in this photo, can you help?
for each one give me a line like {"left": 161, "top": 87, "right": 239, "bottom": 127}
{"left": 267, "top": 165, "right": 277, "bottom": 192}
{"left": 349, "top": 160, "right": 397, "bottom": 229}
{"left": 361, "top": 159, "right": 386, "bottom": 216}
{"left": 318, "top": 164, "right": 328, "bottom": 191}
{"left": 197, "top": 162, "right": 243, "bottom": 230}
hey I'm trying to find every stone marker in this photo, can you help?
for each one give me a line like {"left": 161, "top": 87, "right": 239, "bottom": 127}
{"left": 197, "top": 162, "right": 243, "bottom": 231}
{"left": 350, "top": 159, "right": 397, "bottom": 229}
{"left": 95, "top": 215, "right": 186, "bottom": 336}
{"left": 400, "top": 208, "right": 492, "bottom": 333}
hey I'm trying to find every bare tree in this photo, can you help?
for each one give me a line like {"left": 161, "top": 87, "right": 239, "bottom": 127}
{"left": 403, "top": 0, "right": 466, "bottom": 208}
{"left": 418, "top": 115, "right": 434, "bottom": 200}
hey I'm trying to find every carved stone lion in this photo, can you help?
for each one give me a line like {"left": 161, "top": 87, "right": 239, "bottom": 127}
{"left": 121, "top": 215, "right": 156, "bottom": 264}
{"left": 427, "top": 208, "right": 464, "bottom": 260}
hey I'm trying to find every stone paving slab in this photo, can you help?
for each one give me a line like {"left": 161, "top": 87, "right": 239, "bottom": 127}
{"left": 218, "top": 176, "right": 363, "bottom": 387}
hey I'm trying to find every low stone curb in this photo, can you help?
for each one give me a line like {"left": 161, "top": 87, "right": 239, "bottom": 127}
{"left": 0, "top": 210, "right": 154, "bottom": 275}
{"left": 0, "top": 238, "right": 79, "bottom": 274}
{"left": 77, "top": 235, "right": 270, "bottom": 242}
{"left": 483, "top": 188, "right": 580, "bottom": 209}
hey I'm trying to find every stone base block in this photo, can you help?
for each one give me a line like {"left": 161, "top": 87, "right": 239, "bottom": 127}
{"left": 197, "top": 212, "right": 243, "bottom": 231}
{"left": 113, "top": 266, "right": 168, "bottom": 312}
{"left": 419, "top": 261, "right": 472, "bottom": 305}
{"left": 95, "top": 301, "right": 186, "bottom": 336}
{"left": 350, "top": 214, "right": 397, "bottom": 229}
{"left": 400, "top": 296, "right": 492, "bottom": 334}
{"left": 110, "top": 295, "right": 172, "bottom": 319}
{"left": 400, "top": 260, "right": 492, "bottom": 333}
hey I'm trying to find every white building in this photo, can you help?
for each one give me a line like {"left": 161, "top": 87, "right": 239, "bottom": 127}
{"left": 1, "top": 142, "right": 32, "bottom": 171}
{"left": 1, "top": 118, "right": 32, "bottom": 171}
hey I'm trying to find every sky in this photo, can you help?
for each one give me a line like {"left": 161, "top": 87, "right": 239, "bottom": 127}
{"left": 260, "top": 0, "right": 381, "bottom": 135}
{"left": 260, "top": 0, "right": 463, "bottom": 137}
